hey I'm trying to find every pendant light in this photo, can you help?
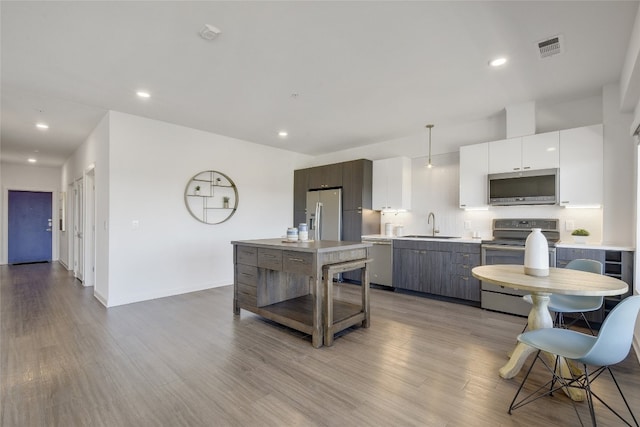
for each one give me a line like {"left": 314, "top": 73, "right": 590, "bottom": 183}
{"left": 426, "top": 124, "right": 434, "bottom": 168}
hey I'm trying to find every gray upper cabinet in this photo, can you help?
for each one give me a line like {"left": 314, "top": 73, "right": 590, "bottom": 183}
{"left": 342, "top": 159, "right": 373, "bottom": 211}
{"left": 308, "top": 163, "right": 343, "bottom": 189}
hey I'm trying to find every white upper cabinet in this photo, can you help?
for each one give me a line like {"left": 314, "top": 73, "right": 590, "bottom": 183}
{"left": 559, "top": 124, "right": 603, "bottom": 207}
{"left": 489, "top": 131, "right": 559, "bottom": 173}
{"left": 373, "top": 157, "right": 412, "bottom": 211}
{"left": 459, "top": 142, "right": 489, "bottom": 209}
{"left": 522, "top": 131, "right": 559, "bottom": 170}
{"left": 488, "top": 138, "right": 521, "bottom": 173}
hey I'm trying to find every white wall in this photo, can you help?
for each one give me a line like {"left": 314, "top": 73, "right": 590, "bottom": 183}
{"left": 104, "top": 111, "right": 309, "bottom": 306}
{"left": 1, "top": 162, "right": 62, "bottom": 264}
{"left": 536, "top": 93, "right": 603, "bottom": 134}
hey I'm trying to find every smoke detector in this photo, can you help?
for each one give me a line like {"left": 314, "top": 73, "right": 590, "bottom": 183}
{"left": 537, "top": 35, "right": 563, "bottom": 59}
{"left": 199, "top": 24, "right": 221, "bottom": 40}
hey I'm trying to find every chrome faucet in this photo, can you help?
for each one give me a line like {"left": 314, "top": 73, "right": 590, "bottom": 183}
{"left": 428, "top": 212, "right": 440, "bottom": 237}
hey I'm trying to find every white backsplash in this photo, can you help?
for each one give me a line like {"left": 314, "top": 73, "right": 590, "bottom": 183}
{"left": 380, "top": 153, "right": 603, "bottom": 243}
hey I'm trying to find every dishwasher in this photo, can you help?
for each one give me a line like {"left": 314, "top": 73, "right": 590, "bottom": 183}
{"left": 362, "top": 238, "right": 393, "bottom": 287}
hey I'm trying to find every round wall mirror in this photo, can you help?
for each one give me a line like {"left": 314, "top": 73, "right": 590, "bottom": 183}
{"left": 184, "top": 170, "right": 238, "bottom": 224}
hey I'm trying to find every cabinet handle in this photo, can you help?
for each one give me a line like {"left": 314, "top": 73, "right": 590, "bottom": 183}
{"left": 523, "top": 166, "right": 531, "bottom": 169}
{"left": 288, "top": 257, "right": 305, "bottom": 263}
{"left": 263, "top": 254, "right": 276, "bottom": 258}
{"left": 240, "top": 272, "right": 255, "bottom": 278}
{"left": 513, "top": 167, "right": 520, "bottom": 171}
{"left": 461, "top": 276, "right": 468, "bottom": 281}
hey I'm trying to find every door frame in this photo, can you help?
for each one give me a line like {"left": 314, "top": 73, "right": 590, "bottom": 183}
{"left": 83, "top": 166, "right": 96, "bottom": 287}
{"left": 2, "top": 184, "right": 59, "bottom": 265}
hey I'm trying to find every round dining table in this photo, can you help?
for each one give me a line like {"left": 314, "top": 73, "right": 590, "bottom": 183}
{"left": 472, "top": 264, "right": 628, "bottom": 401}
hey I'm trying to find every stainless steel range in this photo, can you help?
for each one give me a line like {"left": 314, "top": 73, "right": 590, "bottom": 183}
{"left": 480, "top": 218, "right": 559, "bottom": 316}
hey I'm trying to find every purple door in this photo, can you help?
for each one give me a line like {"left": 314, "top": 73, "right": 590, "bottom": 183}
{"left": 8, "top": 191, "right": 52, "bottom": 264}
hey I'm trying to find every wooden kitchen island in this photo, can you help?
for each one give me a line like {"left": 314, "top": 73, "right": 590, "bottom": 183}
{"left": 232, "top": 238, "right": 372, "bottom": 347}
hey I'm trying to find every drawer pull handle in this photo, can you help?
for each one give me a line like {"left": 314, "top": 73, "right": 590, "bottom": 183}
{"left": 289, "top": 257, "right": 305, "bottom": 262}
{"left": 240, "top": 273, "right": 255, "bottom": 278}
{"left": 263, "top": 254, "right": 276, "bottom": 258}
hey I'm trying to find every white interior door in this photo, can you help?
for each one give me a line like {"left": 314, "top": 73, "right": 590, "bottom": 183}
{"left": 73, "top": 178, "right": 84, "bottom": 281}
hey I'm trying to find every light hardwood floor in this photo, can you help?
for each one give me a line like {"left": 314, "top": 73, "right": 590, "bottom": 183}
{"left": 2, "top": 262, "right": 639, "bottom": 426}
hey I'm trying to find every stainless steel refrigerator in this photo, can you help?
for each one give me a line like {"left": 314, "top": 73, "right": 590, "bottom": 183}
{"left": 306, "top": 189, "right": 342, "bottom": 241}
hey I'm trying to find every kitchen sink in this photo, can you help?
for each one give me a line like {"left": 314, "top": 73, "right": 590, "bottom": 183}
{"left": 402, "top": 235, "right": 460, "bottom": 239}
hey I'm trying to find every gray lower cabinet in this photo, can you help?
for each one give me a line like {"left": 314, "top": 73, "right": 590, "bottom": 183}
{"left": 393, "top": 240, "right": 481, "bottom": 302}
{"left": 556, "top": 247, "right": 634, "bottom": 324}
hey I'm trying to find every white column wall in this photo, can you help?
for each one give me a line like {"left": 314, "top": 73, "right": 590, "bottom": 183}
{"left": 603, "top": 83, "right": 635, "bottom": 247}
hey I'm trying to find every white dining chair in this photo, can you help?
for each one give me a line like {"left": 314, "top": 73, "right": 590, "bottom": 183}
{"left": 509, "top": 295, "right": 640, "bottom": 426}
{"left": 522, "top": 259, "right": 603, "bottom": 334}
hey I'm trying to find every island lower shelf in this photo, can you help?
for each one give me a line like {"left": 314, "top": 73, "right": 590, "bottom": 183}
{"left": 238, "top": 294, "right": 365, "bottom": 335}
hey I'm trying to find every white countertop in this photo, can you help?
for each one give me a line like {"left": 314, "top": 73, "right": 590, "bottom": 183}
{"left": 362, "top": 234, "right": 482, "bottom": 244}
{"left": 555, "top": 242, "right": 635, "bottom": 251}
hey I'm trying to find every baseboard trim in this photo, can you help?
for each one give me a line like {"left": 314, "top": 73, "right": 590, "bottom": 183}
{"left": 94, "top": 290, "right": 108, "bottom": 307}
{"left": 104, "top": 281, "right": 230, "bottom": 308}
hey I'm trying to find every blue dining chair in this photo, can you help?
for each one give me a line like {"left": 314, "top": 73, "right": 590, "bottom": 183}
{"left": 522, "top": 259, "right": 604, "bottom": 334}
{"left": 509, "top": 295, "right": 640, "bottom": 426}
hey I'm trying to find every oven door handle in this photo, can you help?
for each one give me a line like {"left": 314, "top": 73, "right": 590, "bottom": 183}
{"left": 481, "top": 244, "right": 526, "bottom": 252}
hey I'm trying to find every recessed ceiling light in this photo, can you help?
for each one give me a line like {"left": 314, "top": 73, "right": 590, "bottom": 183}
{"left": 28, "top": 158, "right": 37, "bottom": 163}
{"left": 136, "top": 91, "right": 151, "bottom": 98}
{"left": 36, "top": 123, "right": 49, "bottom": 129}
{"left": 489, "top": 57, "right": 508, "bottom": 67}
{"left": 278, "top": 131, "right": 288, "bottom": 137}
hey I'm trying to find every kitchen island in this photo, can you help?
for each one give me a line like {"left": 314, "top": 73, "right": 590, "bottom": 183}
{"left": 231, "top": 238, "right": 372, "bottom": 347}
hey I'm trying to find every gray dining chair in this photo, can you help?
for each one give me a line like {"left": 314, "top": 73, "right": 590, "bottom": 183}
{"left": 509, "top": 295, "right": 640, "bottom": 426}
{"left": 522, "top": 259, "right": 603, "bottom": 334}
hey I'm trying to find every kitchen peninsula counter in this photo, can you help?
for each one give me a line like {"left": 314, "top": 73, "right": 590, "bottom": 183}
{"left": 231, "top": 238, "right": 372, "bottom": 347}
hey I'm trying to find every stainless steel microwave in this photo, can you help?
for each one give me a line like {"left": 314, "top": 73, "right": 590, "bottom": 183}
{"left": 488, "top": 168, "right": 558, "bottom": 206}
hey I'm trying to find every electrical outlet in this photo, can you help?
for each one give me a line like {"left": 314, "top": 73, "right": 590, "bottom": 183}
{"left": 464, "top": 220, "right": 471, "bottom": 230}
{"left": 565, "top": 220, "right": 575, "bottom": 231}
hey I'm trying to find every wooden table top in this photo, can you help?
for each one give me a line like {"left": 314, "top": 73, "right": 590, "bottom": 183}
{"left": 472, "top": 264, "right": 628, "bottom": 296}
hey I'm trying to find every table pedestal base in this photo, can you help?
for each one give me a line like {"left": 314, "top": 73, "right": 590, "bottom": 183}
{"left": 499, "top": 293, "right": 585, "bottom": 401}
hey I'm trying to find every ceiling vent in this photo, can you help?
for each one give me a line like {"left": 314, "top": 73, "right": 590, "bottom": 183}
{"left": 199, "top": 24, "right": 221, "bottom": 40}
{"left": 537, "top": 35, "right": 563, "bottom": 59}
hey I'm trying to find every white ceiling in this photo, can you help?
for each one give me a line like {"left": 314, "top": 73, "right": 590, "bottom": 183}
{"left": 1, "top": 1, "right": 638, "bottom": 167}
